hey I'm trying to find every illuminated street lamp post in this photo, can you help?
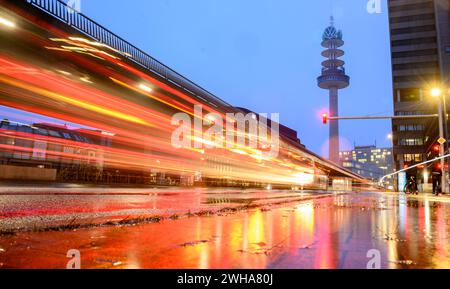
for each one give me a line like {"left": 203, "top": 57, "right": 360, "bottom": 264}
{"left": 430, "top": 87, "right": 447, "bottom": 193}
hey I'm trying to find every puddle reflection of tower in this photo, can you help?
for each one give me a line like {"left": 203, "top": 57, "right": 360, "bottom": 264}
{"left": 318, "top": 17, "right": 350, "bottom": 164}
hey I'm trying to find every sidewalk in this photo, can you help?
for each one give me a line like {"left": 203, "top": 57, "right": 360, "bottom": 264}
{"left": 383, "top": 191, "right": 450, "bottom": 202}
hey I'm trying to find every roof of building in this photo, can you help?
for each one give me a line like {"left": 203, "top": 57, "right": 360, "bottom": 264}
{"left": 0, "top": 120, "right": 93, "bottom": 144}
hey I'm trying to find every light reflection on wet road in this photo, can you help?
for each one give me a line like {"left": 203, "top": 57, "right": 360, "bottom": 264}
{"left": 0, "top": 188, "right": 330, "bottom": 232}
{"left": 0, "top": 192, "right": 449, "bottom": 269}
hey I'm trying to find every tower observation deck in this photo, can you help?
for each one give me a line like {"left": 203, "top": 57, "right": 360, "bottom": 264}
{"left": 317, "top": 17, "right": 350, "bottom": 164}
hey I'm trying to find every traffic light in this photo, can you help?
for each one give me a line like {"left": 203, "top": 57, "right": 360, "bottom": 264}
{"left": 322, "top": 113, "right": 328, "bottom": 124}
{"left": 433, "top": 144, "right": 440, "bottom": 153}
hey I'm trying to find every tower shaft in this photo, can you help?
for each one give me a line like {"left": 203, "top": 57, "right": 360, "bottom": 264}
{"left": 329, "top": 87, "right": 340, "bottom": 163}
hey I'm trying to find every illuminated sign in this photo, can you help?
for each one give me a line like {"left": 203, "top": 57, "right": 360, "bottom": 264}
{"left": 398, "top": 172, "right": 407, "bottom": 191}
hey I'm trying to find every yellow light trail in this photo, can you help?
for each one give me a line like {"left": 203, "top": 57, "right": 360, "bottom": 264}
{"left": 0, "top": 75, "right": 152, "bottom": 126}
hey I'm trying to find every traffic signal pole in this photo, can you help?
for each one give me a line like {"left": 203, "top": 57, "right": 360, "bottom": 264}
{"left": 324, "top": 115, "right": 439, "bottom": 121}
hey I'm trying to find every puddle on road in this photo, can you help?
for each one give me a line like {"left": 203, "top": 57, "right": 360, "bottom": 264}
{"left": 0, "top": 193, "right": 449, "bottom": 269}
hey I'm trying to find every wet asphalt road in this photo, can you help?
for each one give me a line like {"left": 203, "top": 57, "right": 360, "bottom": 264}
{"left": 0, "top": 187, "right": 330, "bottom": 232}
{"left": 0, "top": 190, "right": 449, "bottom": 269}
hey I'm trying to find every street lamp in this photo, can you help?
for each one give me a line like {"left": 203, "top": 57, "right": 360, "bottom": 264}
{"left": 431, "top": 87, "right": 442, "bottom": 98}
{"left": 431, "top": 87, "right": 447, "bottom": 193}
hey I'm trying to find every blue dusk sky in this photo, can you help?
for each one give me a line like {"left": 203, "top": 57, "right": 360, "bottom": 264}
{"left": 81, "top": 0, "right": 393, "bottom": 157}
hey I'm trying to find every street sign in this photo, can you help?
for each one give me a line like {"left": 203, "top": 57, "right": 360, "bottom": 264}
{"left": 438, "top": 137, "right": 446, "bottom": 145}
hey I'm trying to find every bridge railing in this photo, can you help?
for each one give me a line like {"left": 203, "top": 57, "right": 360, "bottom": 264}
{"left": 25, "top": 0, "right": 231, "bottom": 108}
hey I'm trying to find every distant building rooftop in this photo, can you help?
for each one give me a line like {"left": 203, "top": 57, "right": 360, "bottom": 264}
{"left": 235, "top": 107, "right": 303, "bottom": 145}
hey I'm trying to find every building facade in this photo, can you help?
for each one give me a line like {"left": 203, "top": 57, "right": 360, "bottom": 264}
{"left": 339, "top": 145, "right": 394, "bottom": 181}
{"left": 388, "top": 0, "right": 450, "bottom": 180}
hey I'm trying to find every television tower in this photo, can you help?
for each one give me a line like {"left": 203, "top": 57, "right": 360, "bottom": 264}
{"left": 318, "top": 17, "right": 350, "bottom": 164}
